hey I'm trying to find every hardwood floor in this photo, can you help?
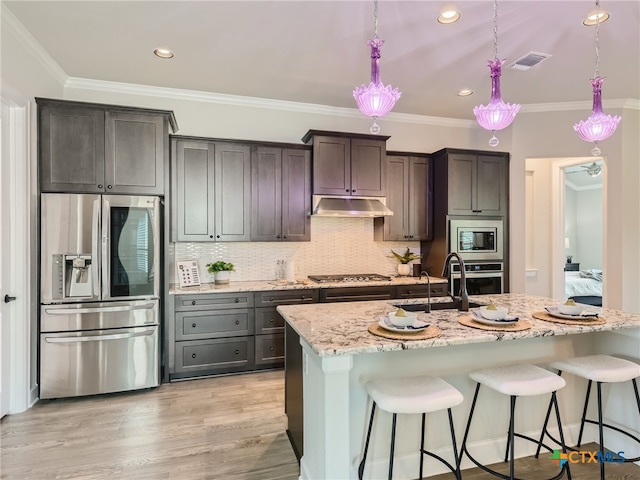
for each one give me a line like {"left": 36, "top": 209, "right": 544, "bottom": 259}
{"left": 0, "top": 370, "right": 299, "bottom": 480}
{"left": 2, "top": 370, "right": 638, "bottom": 479}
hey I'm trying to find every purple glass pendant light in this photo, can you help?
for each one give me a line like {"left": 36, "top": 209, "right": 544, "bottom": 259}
{"left": 353, "top": 0, "right": 401, "bottom": 134}
{"left": 573, "top": 0, "right": 621, "bottom": 156}
{"left": 473, "top": 0, "right": 520, "bottom": 147}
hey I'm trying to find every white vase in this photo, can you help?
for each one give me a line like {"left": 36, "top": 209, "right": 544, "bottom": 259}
{"left": 397, "top": 264, "right": 411, "bottom": 276}
{"left": 214, "top": 271, "right": 231, "bottom": 284}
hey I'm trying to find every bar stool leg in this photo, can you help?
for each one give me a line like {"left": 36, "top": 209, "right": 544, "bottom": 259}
{"left": 633, "top": 379, "right": 640, "bottom": 415}
{"left": 389, "top": 413, "right": 397, "bottom": 480}
{"left": 447, "top": 408, "right": 462, "bottom": 480}
{"left": 358, "top": 402, "right": 377, "bottom": 480}
{"left": 551, "top": 392, "right": 572, "bottom": 480}
{"left": 504, "top": 396, "right": 518, "bottom": 464}
{"left": 577, "top": 380, "right": 593, "bottom": 448}
{"left": 459, "top": 383, "right": 481, "bottom": 465}
{"left": 419, "top": 413, "right": 426, "bottom": 480}
{"left": 597, "top": 382, "right": 605, "bottom": 480}
{"left": 509, "top": 396, "right": 516, "bottom": 480}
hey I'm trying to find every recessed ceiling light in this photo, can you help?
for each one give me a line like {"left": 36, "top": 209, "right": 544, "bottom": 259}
{"left": 583, "top": 9, "right": 610, "bottom": 26}
{"left": 154, "top": 48, "right": 174, "bottom": 59}
{"left": 437, "top": 9, "right": 461, "bottom": 24}
{"left": 457, "top": 89, "right": 473, "bottom": 97}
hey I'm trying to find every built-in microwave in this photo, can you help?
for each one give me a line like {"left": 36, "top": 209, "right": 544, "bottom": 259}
{"left": 449, "top": 219, "right": 503, "bottom": 261}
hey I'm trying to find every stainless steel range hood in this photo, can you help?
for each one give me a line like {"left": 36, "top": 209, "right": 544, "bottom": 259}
{"left": 312, "top": 195, "right": 393, "bottom": 217}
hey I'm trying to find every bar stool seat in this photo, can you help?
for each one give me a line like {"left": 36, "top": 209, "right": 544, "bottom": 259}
{"left": 358, "top": 375, "right": 464, "bottom": 479}
{"left": 460, "top": 363, "right": 571, "bottom": 480}
{"left": 542, "top": 355, "right": 640, "bottom": 480}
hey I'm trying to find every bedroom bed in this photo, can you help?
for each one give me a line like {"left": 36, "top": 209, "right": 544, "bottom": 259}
{"left": 565, "top": 270, "right": 603, "bottom": 306}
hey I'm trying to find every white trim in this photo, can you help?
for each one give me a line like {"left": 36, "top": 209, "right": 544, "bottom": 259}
{"left": 1, "top": 5, "right": 68, "bottom": 86}
{"left": 521, "top": 98, "right": 639, "bottom": 113}
{"left": 64, "top": 77, "right": 479, "bottom": 128}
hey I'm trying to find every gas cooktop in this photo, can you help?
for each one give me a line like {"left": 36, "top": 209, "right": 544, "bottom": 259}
{"left": 307, "top": 274, "right": 392, "bottom": 283}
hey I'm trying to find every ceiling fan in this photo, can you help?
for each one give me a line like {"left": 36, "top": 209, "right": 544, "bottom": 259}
{"left": 566, "top": 161, "right": 603, "bottom": 178}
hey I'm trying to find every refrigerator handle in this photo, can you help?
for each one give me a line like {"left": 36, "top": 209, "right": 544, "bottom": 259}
{"left": 91, "top": 198, "right": 101, "bottom": 298}
{"left": 44, "top": 329, "right": 156, "bottom": 343}
{"left": 44, "top": 302, "right": 156, "bottom": 315}
{"left": 102, "top": 198, "right": 110, "bottom": 299}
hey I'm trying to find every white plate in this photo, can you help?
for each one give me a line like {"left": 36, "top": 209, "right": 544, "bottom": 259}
{"left": 545, "top": 306, "right": 598, "bottom": 320}
{"left": 471, "top": 311, "right": 519, "bottom": 326}
{"left": 379, "top": 317, "right": 430, "bottom": 333}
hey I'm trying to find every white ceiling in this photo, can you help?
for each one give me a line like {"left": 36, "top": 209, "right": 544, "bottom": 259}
{"left": 5, "top": 1, "right": 639, "bottom": 121}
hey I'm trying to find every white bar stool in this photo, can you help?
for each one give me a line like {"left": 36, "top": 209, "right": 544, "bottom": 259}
{"left": 358, "top": 375, "right": 464, "bottom": 480}
{"left": 459, "top": 363, "right": 572, "bottom": 480}
{"left": 540, "top": 354, "right": 640, "bottom": 480}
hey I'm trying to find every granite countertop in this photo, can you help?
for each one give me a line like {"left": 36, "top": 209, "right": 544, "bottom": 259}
{"left": 169, "top": 276, "right": 448, "bottom": 295}
{"left": 277, "top": 293, "right": 640, "bottom": 357}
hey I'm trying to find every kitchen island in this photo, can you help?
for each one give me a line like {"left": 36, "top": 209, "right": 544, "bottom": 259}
{"left": 278, "top": 293, "right": 640, "bottom": 480}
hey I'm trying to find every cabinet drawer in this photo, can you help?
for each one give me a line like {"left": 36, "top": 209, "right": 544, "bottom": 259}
{"left": 255, "top": 307, "right": 285, "bottom": 334}
{"left": 255, "top": 289, "right": 319, "bottom": 307}
{"left": 320, "top": 286, "right": 395, "bottom": 303}
{"left": 175, "top": 293, "right": 254, "bottom": 311}
{"left": 255, "top": 333, "right": 284, "bottom": 365}
{"left": 176, "top": 309, "right": 254, "bottom": 340}
{"left": 175, "top": 337, "right": 254, "bottom": 373}
{"left": 396, "top": 283, "right": 448, "bottom": 298}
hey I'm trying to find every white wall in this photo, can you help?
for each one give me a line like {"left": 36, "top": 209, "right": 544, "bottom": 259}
{"left": 575, "top": 188, "right": 603, "bottom": 270}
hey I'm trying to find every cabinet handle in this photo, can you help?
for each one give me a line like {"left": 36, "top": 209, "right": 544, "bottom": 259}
{"left": 234, "top": 298, "right": 240, "bottom": 303}
{"left": 269, "top": 318, "right": 274, "bottom": 323}
{"left": 97, "top": 184, "right": 103, "bottom": 189}
{"left": 345, "top": 189, "right": 349, "bottom": 192}
{"left": 235, "top": 350, "right": 240, "bottom": 355}
{"left": 283, "top": 235, "right": 287, "bottom": 239}
{"left": 300, "top": 296, "right": 306, "bottom": 300}
{"left": 209, "top": 235, "right": 214, "bottom": 239}
{"left": 407, "top": 290, "right": 412, "bottom": 294}
{"left": 235, "top": 320, "right": 240, "bottom": 325}
{"left": 192, "top": 323, "right": 196, "bottom": 328}
{"left": 269, "top": 297, "right": 275, "bottom": 301}
{"left": 216, "top": 235, "right": 220, "bottom": 238}
{"left": 107, "top": 185, "right": 112, "bottom": 189}
{"left": 192, "top": 353, "right": 196, "bottom": 358}
{"left": 270, "top": 346, "right": 274, "bottom": 351}
{"left": 191, "top": 300, "right": 196, "bottom": 305}
{"left": 276, "top": 235, "right": 281, "bottom": 239}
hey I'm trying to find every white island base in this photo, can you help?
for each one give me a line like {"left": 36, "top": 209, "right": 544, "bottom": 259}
{"left": 285, "top": 300, "right": 640, "bottom": 480}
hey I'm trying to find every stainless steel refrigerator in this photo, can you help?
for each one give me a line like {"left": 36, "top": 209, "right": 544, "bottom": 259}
{"left": 39, "top": 193, "right": 161, "bottom": 399}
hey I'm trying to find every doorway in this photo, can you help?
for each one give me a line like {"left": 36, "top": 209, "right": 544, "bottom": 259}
{"left": 524, "top": 156, "right": 605, "bottom": 303}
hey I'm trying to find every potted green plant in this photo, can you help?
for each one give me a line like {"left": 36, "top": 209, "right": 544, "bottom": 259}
{"left": 206, "top": 261, "right": 235, "bottom": 285}
{"left": 390, "top": 248, "right": 422, "bottom": 276}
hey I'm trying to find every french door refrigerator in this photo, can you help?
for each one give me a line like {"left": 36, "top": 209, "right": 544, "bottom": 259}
{"left": 39, "top": 193, "right": 161, "bottom": 399}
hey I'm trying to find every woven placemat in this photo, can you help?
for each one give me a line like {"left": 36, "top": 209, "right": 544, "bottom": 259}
{"left": 458, "top": 315, "right": 532, "bottom": 332}
{"left": 368, "top": 322, "right": 441, "bottom": 341}
{"left": 532, "top": 311, "right": 606, "bottom": 326}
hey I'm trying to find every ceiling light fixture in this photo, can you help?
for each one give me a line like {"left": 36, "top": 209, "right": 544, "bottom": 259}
{"left": 154, "top": 48, "right": 174, "bottom": 59}
{"left": 353, "top": 0, "right": 401, "bottom": 134}
{"left": 473, "top": 0, "right": 520, "bottom": 147}
{"left": 437, "top": 9, "right": 461, "bottom": 24}
{"left": 573, "top": 0, "right": 621, "bottom": 156}
{"left": 458, "top": 89, "right": 474, "bottom": 97}
{"left": 583, "top": 8, "right": 610, "bottom": 26}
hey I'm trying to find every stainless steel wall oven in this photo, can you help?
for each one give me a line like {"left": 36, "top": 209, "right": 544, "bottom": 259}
{"left": 450, "top": 262, "right": 504, "bottom": 295}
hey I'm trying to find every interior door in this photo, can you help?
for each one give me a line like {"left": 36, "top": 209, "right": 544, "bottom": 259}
{"left": 1, "top": 102, "right": 12, "bottom": 417}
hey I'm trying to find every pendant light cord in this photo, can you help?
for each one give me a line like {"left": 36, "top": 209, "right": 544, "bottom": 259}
{"left": 493, "top": 0, "right": 499, "bottom": 59}
{"left": 373, "top": 0, "right": 379, "bottom": 37}
{"left": 594, "top": 0, "right": 601, "bottom": 77}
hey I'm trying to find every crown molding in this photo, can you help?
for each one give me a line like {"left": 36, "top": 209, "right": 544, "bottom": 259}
{"left": 64, "top": 77, "right": 478, "bottom": 129}
{"left": 1, "top": 5, "right": 68, "bottom": 86}
{"left": 521, "top": 98, "right": 639, "bottom": 113}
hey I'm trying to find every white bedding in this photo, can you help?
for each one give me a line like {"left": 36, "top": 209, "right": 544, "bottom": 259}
{"left": 565, "top": 271, "right": 603, "bottom": 297}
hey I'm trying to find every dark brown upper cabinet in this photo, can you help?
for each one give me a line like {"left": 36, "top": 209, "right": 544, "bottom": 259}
{"left": 375, "top": 154, "right": 432, "bottom": 241}
{"left": 432, "top": 148, "right": 509, "bottom": 217}
{"left": 171, "top": 138, "right": 251, "bottom": 242}
{"left": 251, "top": 146, "right": 311, "bottom": 242}
{"left": 302, "top": 130, "right": 389, "bottom": 197}
{"left": 37, "top": 98, "right": 176, "bottom": 195}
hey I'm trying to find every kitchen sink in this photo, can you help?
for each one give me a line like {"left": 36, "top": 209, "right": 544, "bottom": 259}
{"left": 393, "top": 301, "right": 486, "bottom": 312}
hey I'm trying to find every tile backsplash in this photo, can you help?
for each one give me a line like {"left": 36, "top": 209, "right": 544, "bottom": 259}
{"left": 170, "top": 217, "right": 420, "bottom": 284}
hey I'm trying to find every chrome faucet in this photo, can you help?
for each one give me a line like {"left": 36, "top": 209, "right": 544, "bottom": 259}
{"left": 419, "top": 271, "right": 431, "bottom": 313}
{"left": 442, "top": 252, "right": 469, "bottom": 311}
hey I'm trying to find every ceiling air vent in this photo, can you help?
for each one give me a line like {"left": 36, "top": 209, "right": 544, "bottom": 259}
{"left": 507, "top": 51, "right": 552, "bottom": 70}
